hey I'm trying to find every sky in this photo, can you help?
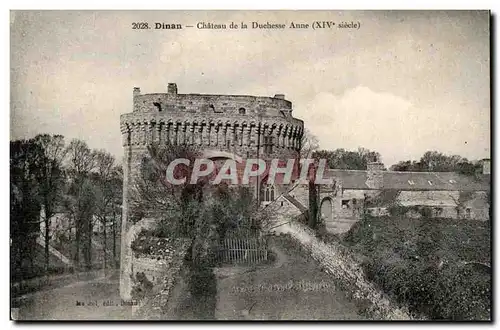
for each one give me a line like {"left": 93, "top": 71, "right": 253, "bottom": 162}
{"left": 10, "top": 10, "right": 490, "bottom": 167}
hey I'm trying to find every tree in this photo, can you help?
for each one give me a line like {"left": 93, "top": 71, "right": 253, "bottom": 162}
{"left": 132, "top": 142, "right": 269, "bottom": 265}
{"left": 64, "top": 139, "right": 96, "bottom": 269}
{"left": 389, "top": 151, "right": 482, "bottom": 175}
{"left": 10, "top": 139, "right": 45, "bottom": 278}
{"left": 299, "top": 128, "right": 319, "bottom": 159}
{"left": 390, "top": 160, "right": 423, "bottom": 172}
{"left": 420, "top": 151, "right": 467, "bottom": 172}
{"left": 313, "top": 147, "right": 382, "bottom": 170}
{"left": 92, "top": 150, "right": 121, "bottom": 270}
{"left": 130, "top": 143, "right": 203, "bottom": 236}
{"left": 33, "top": 134, "right": 67, "bottom": 271}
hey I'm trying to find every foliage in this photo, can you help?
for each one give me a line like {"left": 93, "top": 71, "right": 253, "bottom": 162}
{"left": 130, "top": 142, "right": 270, "bottom": 317}
{"left": 299, "top": 128, "right": 319, "bottom": 159}
{"left": 130, "top": 271, "right": 153, "bottom": 301}
{"left": 130, "top": 143, "right": 202, "bottom": 231}
{"left": 344, "top": 215, "right": 491, "bottom": 320}
{"left": 10, "top": 138, "right": 46, "bottom": 278}
{"left": 313, "top": 147, "right": 382, "bottom": 170}
{"left": 389, "top": 151, "right": 483, "bottom": 175}
{"left": 33, "top": 134, "right": 67, "bottom": 271}
{"left": 10, "top": 134, "right": 122, "bottom": 278}
{"left": 132, "top": 144, "right": 268, "bottom": 263}
{"left": 91, "top": 150, "right": 122, "bottom": 268}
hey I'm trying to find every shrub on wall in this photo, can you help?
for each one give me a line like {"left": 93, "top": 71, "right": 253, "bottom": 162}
{"left": 131, "top": 271, "right": 153, "bottom": 301}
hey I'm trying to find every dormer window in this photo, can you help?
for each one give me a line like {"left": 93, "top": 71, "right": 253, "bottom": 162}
{"left": 408, "top": 180, "right": 415, "bottom": 185}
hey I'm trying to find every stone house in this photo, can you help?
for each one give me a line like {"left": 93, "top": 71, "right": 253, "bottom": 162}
{"left": 316, "top": 160, "right": 491, "bottom": 234}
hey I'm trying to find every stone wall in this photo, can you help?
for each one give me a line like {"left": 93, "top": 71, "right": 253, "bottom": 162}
{"left": 120, "top": 218, "right": 159, "bottom": 300}
{"left": 460, "top": 191, "right": 490, "bottom": 220}
{"left": 131, "top": 240, "right": 190, "bottom": 320}
{"left": 270, "top": 219, "right": 415, "bottom": 320}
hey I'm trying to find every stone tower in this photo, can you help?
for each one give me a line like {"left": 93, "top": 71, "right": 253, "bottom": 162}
{"left": 119, "top": 83, "right": 304, "bottom": 298}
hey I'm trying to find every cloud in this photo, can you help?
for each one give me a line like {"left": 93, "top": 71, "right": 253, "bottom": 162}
{"left": 302, "top": 86, "right": 489, "bottom": 166}
{"left": 10, "top": 11, "right": 490, "bottom": 167}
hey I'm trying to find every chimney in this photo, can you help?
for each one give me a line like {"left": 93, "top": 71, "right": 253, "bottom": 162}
{"left": 274, "top": 94, "right": 285, "bottom": 99}
{"left": 133, "top": 87, "right": 141, "bottom": 112}
{"left": 482, "top": 158, "right": 491, "bottom": 175}
{"left": 168, "top": 83, "right": 178, "bottom": 95}
{"left": 366, "top": 162, "right": 384, "bottom": 189}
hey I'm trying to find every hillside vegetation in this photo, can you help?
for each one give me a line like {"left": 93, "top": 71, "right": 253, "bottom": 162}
{"left": 343, "top": 216, "right": 491, "bottom": 320}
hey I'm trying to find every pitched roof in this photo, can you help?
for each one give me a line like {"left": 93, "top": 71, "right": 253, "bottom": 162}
{"left": 324, "top": 169, "right": 490, "bottom": 191}
{"left": 325, "top": 169, "right": 369, "bottom": 189}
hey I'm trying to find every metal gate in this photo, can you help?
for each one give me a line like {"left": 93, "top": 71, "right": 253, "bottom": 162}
{"left": 217, "top": 236, "right": 268, "bottom": 264}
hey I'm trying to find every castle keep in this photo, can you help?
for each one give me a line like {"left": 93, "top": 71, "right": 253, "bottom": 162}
{"left": 119, "top": 83, "right": 304, "bottom": 298}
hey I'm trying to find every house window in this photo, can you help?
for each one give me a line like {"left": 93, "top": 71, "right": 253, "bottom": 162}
{"left": 408, "top": 180, "right": 415, "bottom": 185}
{"left": 341, "top": 199, "right": 350, "bottom": 209}
{"left": 263, "top": 185, "right": 275, "bottom": 202}
{"left": 239, "top": 107, "right": 246, "bottom": 115}
{"left": 434, "top": 207, "right": 443, "bottom": 217}
{"left": 466, "top": 208, "right": 471, "bottom": 219}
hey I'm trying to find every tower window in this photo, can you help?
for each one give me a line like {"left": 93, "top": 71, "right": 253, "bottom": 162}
{"left": 153, "top": 102, "right": 162, "bottom": 112}
{"left": 263, "top": 136, "right": 274, "bottom": 154}
{"left": 210, "top": 104, "right": 223, "bottom": 113}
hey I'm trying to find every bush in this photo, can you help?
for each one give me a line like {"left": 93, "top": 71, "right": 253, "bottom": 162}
{"left": 345, "top": 216, "right": 491, "bottom": 320}
{"left": 130, "top": 271, "right": 153, "bottom": 301}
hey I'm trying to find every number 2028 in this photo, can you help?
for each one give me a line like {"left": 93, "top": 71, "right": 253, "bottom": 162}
{"left": 132, "top": 22, "right": 149, "bottom": 29}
